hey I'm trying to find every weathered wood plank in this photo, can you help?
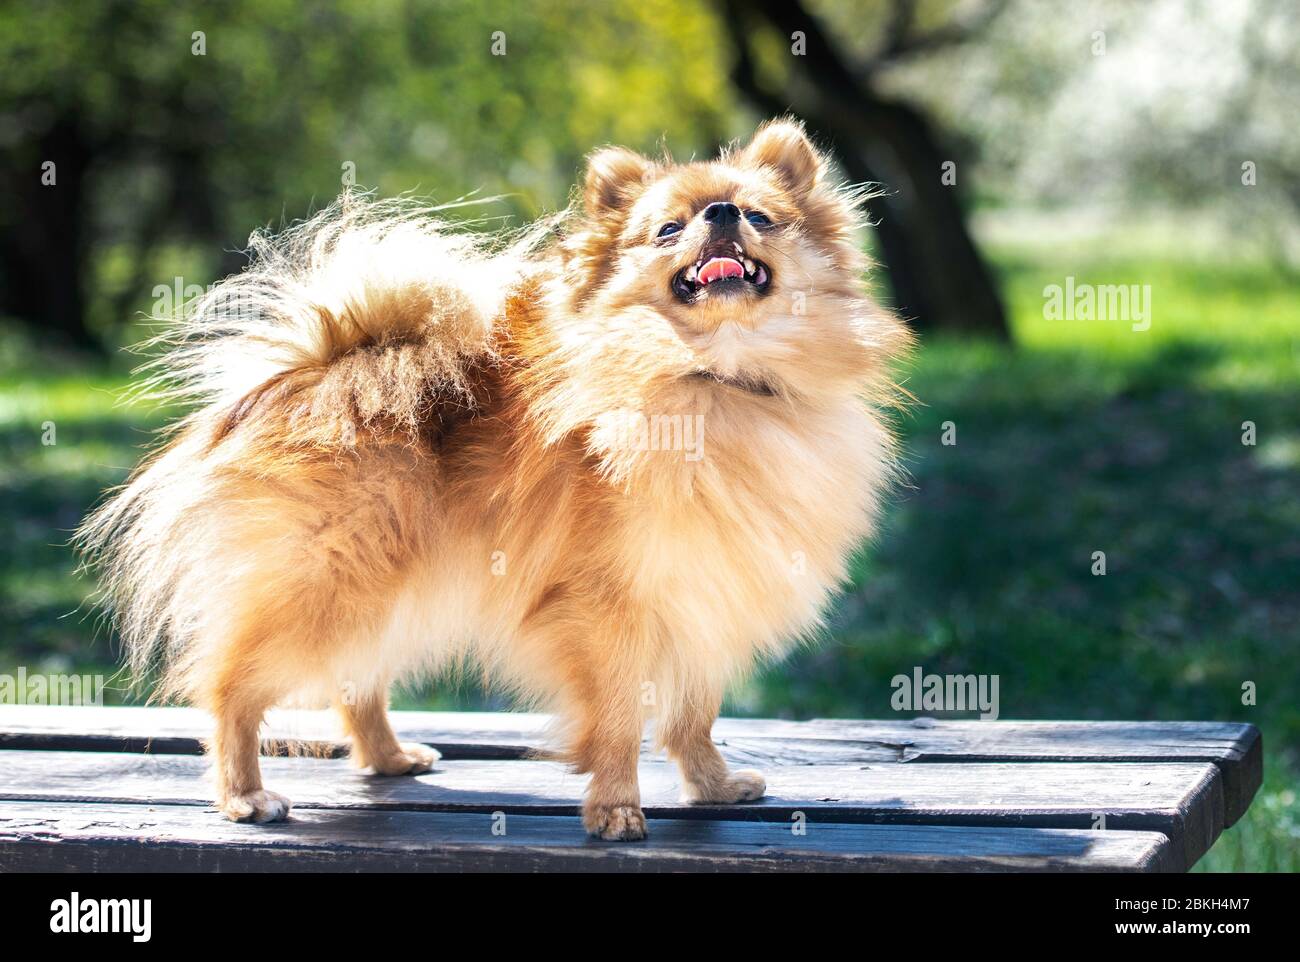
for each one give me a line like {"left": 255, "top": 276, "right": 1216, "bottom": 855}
{"left": 0, "top": 800, "right": 1179, "bottom": 872}
{"left": 0, "top": 706, "right": 541, "bottom": 759}
{"left": 0, "top": 706, "right": 1262, "bottom": 825}
{"left": 0, "top": 750, "right": 1223, "bottom": 869}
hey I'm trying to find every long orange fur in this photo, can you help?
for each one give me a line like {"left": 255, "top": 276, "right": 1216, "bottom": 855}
{"left": 77, "top": 119, "right": 911, "bottom": 839}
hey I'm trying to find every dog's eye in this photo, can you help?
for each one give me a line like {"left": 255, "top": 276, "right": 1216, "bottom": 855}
{"left": 745, "top": 211, "right": 772, "bottom": 228}
{"left": 657, "top": 222, "right": 683, "bottom": 238}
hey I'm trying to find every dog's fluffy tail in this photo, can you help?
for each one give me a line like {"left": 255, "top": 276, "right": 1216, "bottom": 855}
{"left": 134, "top": 192, "right": 550, "bottom": 437}
{"left": 77, "top": 193, "right": 548, "bottom": 685}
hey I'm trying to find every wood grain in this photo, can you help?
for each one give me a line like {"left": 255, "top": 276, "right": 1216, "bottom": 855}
{"left": 0, "top": 706, "right": 1262, "bottom": 825}
{"left": 0, "top": 749, "right": 1223, "bottom": 869}
{"left": 0, "top": 800, "right": 1178, "bottom": 872}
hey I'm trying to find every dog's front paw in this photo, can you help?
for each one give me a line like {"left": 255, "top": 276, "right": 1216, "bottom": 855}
{"left": 683, "top": 768, "right": 767, "bottom": 804}
{"left": 369, "top": 742, "right": 440, "bottom": 776}
{"left": 584, "top": 803, "right": 648, "bottom": 841}
{"left": 219, "top": 788, "right": 292, "bottom": 823}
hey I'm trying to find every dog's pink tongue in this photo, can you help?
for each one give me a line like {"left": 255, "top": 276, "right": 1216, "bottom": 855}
{"left": 698, "top": 257, "right": 744, "bottom": 285}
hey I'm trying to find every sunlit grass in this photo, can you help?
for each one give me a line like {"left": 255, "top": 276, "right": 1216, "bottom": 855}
{"left": 0, "top": 375, "right": 138, "bottom": 426}
{"left": 1001, "top": 246, "right": 1300, "bottom": 376}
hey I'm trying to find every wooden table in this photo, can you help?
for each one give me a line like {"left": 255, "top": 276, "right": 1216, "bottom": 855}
{"left": 0, "top": 707, "right": 1260, "bottom": 872}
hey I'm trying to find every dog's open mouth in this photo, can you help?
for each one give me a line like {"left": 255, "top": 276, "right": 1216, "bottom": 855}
{"left": 672, "top": 240, "right": 771, "bottom": 302}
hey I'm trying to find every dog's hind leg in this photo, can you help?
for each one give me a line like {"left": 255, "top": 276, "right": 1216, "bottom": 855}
{"left": 659, "top": 681, "right": 765, "bottom": 805}
{"left": 338, "top": 689, "right": 439, "bottom": 776}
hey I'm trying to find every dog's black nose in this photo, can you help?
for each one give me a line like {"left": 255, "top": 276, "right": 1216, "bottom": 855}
{"left": 702, "top": 201, "right": 741, "bottom": 228}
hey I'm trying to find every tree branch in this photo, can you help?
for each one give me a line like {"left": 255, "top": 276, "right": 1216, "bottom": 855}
{"left": 869, "top": 0, "right": 1011, "bottom": 71}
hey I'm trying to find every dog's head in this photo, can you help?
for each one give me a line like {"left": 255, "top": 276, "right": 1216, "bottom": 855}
{"left": 548, "top": 118, "right": 906, "bottom": 411}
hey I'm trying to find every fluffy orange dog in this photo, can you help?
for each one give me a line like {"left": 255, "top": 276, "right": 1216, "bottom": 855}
{"left": 79, "top": 119, "right": 909, "bottom": 840}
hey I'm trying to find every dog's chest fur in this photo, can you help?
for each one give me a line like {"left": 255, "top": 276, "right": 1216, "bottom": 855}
{"left": 607, "top": 398, "right": 890, "bottom": 664}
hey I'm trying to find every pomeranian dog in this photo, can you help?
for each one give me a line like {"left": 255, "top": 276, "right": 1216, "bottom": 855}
{"left": 78, "top": 118, "right": 909, "bottom": 840}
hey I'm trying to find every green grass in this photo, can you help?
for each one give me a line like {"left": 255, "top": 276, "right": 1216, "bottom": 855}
{"left": 1, "top": 239, "right": 1296, "bottom": 870}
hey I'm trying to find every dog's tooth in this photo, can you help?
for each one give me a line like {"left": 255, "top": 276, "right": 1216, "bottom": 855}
{"left": 685, "top": 265, "right": 697, "bottom": 282}
{"left": 733, "top": 242, "right": 743, "bottom": 254}
{"left": 743, "top": 258, "right": 755, "bottom": 275}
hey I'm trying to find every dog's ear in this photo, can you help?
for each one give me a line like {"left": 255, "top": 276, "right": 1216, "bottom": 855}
{"left": 739, "top": 118, "right": 825, "bottom": 194}
{"left": 583, "top": 146, "right": 655, "bottom": 215}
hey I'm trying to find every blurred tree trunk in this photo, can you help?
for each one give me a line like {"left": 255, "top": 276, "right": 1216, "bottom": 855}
{"left": 0, "top": 96, "right": 226, "bottom": 356}
{"left": 0, "top": 113, "right": 99, "bottom": 352}
{"left": 724, "top": 0, "right": 1009, "bottom": 338}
